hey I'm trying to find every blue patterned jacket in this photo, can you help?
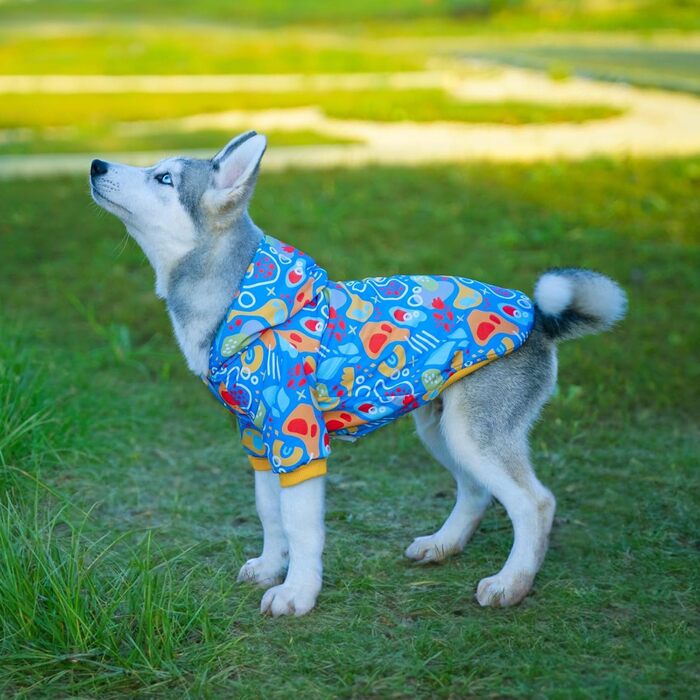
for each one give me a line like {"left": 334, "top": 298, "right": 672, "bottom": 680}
{"left": 207, "top": 236, "right": 534, "bottom": 486}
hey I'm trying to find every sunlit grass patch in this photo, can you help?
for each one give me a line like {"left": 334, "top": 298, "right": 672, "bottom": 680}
{"left": 0, "top": 0, "right": 497, "bottom": 26}
{"left": 321, "top": 90, "right": 623, "bottom": 123}
{"left": 0, "top": 89, "right": 624, "bottom": 134}
{"left": 0, "top": 26, "right": 423, "bottom": 75}
{"left": 466, "top": 45, "right": 700, "bottom": 95}
{"left": 0, "top": 126, "right": 359, "bottom": 156}
{"left": 0, "top": 0, "right": 696, "bottom": 30}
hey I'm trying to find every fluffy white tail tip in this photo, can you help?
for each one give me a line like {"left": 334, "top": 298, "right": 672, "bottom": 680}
{"left": 534, "top": 273, "right": 574, "bottom": 316}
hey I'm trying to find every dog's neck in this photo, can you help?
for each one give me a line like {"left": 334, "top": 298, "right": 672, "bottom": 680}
{"left": 165, "top": 212, "right": 263, "bottom": 376}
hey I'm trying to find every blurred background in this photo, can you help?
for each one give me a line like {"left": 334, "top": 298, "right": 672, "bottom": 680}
{"left": 1, "top": 0, "right": 699, "bottom": 171}
{"left": 1, "top": 2, "right": 699, "bottom": 697}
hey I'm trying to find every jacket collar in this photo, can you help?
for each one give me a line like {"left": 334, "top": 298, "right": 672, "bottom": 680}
{"left": 208, "top": 235, "right": 328, "bottom": 377}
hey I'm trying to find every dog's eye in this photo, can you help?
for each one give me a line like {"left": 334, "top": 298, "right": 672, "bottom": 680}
{"left": 155, "top": 172, "right": 173, "bottom": 186}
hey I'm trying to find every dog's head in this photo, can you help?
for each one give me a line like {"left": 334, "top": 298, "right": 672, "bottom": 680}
{"left": 89, "top": 131, "right": 267, "bottom": 296}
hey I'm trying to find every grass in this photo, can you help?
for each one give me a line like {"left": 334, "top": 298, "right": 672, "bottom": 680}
{"left": 0, "top": 0, "right": 517, "bottom": 25}
{"left": 466, "top": 44, "right": 700, "bottom": 95}
{"left": 0, "top": 0, "right": 697, "bottom": 30}
{"left": 324, "top": 91, "right": 622, "bottom": 124}
{"left": 0, "top": 127, "right": 359, "bottom": 156}
{"left": 0, "top": 90, "right": 623, "bottom": 131}
{"left": 0, "top": 26, "right": 424, "bottom": 75}
{"left": 0, "top": 332, "right": 55, "bottom": 471}
{"left": 0, "top": 86, "right": 622, "bottom": 158}
{"left": 0, "top": 498, "right": 247, "bottom": 693}
{"left": 0, "top": 157, "right": 698, "bottom": 696}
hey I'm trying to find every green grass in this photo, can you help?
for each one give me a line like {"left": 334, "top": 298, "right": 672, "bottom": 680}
{"left": 0, "top": 0, "right": 697, "bottom": 30}
{"left": 0, "top": 0, "right": 514, "bottom": 25}
{"left": 0, "top": 127, "right": 358, "bottom": 156}
{"left": 324, "top": 92, "right": 622, "bottom": 123}
{"left": 0, "top": 26, "right": 423, "bottom": 75}
{"left": 0, "top": 87, "right": 622, "bottom": 158}
{"left": 0, "top": 158, "right": 698, "bottom": 696}
{"left": 0, "top": 90, "right": 623, "bottom": 132}
{"left": 466, "top": 45, "right": 700, "bottom": 95}
{"left": 0, "top": 497, "right": 247, "bottom": 693}
{"left": 0, "top": 331, "right": 55, "bottom": 471}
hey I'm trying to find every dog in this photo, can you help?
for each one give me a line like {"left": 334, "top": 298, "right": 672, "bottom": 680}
{"left": 90, "top": 131, "right": 626, "bottom": 616}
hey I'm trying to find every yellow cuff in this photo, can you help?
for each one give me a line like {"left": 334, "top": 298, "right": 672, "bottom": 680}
{"left": 248, "top": 456, "right": 272, "bottom": 472}
{"left": 279, "top": 460, "right": 328, "bottom": 487}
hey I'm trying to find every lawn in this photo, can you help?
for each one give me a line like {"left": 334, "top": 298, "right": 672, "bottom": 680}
{"left": 0, "top": 157, "right": 698, "bottom": 697}
{"left": 0, "top": 91, "right": 623, "bottom": 131}
{"left": 0, "top": 127, "right": 359, "bottom": 156}
{"left": 0, "top": 26, "right": 424, "bottom": 75}
{"left": 0, "top": 89, "right": 623, "bottom": 157}
{"left": 464, "top": 44, "right": 700, "bottom": 95}
{"left": 0, "top": 0, "right": 499, "bottom": 24}
{"left": 0, "top": 0, "right": 697, "bottom": 30}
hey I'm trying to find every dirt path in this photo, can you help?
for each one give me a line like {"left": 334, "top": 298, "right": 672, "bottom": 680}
{"left": 0, "top": 71, "right": 456, "bottom": 93}
{"left": 2, "top": 63, "right": 700, "bottom": 178}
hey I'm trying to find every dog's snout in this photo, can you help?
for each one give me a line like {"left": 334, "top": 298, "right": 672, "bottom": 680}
{"left": 91, "top": 159, "right": 109, "bottom": 177}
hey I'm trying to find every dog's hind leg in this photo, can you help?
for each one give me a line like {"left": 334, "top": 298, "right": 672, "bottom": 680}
{"left": 405, "top": 400, "right": 492, "bottom": 564}
{"left": 439, "top": 333, "right": 557, "bottom": 607}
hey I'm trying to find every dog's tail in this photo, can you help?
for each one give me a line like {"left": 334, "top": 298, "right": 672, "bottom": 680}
{"left": 533, "top": 268, "right": 627, "bottom": 342}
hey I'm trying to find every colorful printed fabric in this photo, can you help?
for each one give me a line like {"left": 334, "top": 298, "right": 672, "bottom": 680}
{"left": 207, "top": 236, "right": 534, "bottom": 485}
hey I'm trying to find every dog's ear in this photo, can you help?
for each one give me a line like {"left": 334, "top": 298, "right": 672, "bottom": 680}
{"left": 205, "top": 132, "right": 267, "bottom": 221}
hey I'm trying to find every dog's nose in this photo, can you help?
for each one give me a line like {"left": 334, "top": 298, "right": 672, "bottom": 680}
{"left": 91, "top": 159, "right": 108, "bottom": 177}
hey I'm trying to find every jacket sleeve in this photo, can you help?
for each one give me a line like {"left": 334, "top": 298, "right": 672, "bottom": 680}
{"left": 255, "top": 336, "right": 331, "bottom": 486}
{"left": 237, "top": 414, "right": 270, "bottom": 472}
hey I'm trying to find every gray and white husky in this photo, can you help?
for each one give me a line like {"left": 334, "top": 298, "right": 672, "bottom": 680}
{"left": 90, "top": 131, "right": 626, "bottom": 617}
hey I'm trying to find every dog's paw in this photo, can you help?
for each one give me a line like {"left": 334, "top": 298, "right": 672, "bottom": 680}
{"left": 475, "top": 571, "right": 534, "bottom": 608}
{"left": 237, "top": 557, "right": 287, "bottom": 589}
{"left": 260, "top": 581, "right": 320, "bottom": 617}
{"left": 405, "top": 535, "right": 461, "bottom": 564}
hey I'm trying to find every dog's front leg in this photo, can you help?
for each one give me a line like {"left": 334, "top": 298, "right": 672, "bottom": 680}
{"left": 260, "top": 475, "right": 325, "bottom": 617}
{"left": 237, "top": 470, "right": 289, "bottom": 588}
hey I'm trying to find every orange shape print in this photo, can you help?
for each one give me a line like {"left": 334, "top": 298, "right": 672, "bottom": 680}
{"left": 467, "top": 310, "right": 519, "bottom": 346}
{"left": 281, "top": 403, "right": 323, "bottom": 456}
{"left": 359, "top": 321, "right": 410, "bottom": 360}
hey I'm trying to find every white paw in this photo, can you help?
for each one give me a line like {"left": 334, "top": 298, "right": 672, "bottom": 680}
{"left": 405, "top": 535, "right": 461, "bottom": 564}
{"left": 260, "top": 580, "right": 320, "bottom": 617}
{"left": 476, "top": 571, "right": 534, "bottom": 608}
{"left": 237, "top": 557, "right": 287, "bottom": 589}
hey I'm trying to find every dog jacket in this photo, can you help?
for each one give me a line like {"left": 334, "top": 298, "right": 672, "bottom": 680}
{"left": 207, "top": 236, "right": 534, "bottom": 486}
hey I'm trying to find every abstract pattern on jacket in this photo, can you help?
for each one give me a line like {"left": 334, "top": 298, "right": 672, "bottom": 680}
{"left": 207, "top": 236, "right": 535, "bottom": 486}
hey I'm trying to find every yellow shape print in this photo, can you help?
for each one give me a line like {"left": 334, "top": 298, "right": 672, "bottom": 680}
{"left": 454, "top": 281, "right": 483, "bottom": 310}
{"left": 378, "top": 345, "right": 406, "bottom": 377}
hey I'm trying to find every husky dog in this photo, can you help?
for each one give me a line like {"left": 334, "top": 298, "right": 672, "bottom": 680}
{"left": 90, "top": 131, "right": 626, "bottom": 617}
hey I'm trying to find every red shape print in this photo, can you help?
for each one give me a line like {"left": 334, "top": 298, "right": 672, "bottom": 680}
{"left": 477, "top": 322, "right": 495, "bottom": 341}
{"left": 287, "top": 418, "right": 309, "bottom": 436}
{"left": 289, "top": 269, "right": 302, "bottom": 285}
{"left": 369, "top": 333, "right": 388, "bottom": 355}
{"left": 220, "top": 388, "right": 238, "bottom": 406}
